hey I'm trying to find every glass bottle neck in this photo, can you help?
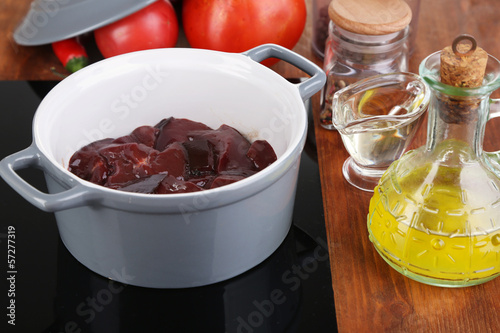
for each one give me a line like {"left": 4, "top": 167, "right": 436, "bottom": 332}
{"left": 426, "top": 89, "right": 489, "bottom": 159}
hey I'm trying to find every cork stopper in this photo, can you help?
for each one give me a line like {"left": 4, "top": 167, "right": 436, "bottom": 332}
{"left": 328, "top": 0, "right": 412, "bottom": 35}
{"left": 440, "top": 34, "right": 488, "bottom": 88}
{"left": 437, "top": 35, "right": 488, "bottom": 124}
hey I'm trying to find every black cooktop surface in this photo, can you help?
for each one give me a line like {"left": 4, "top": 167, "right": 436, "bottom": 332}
{"left": 0, "top": 81, "right": 336, "bottom": 333}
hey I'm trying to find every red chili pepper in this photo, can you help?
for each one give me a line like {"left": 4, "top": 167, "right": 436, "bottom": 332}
{"left": 52, "top": 38, "right": 89, "bottom": 73}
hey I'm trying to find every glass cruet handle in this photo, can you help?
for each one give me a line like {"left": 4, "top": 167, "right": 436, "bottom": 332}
{"left": 484, "top": 97, "right": 500, "bottom": 168}
{"left": 488, "top": 97, "right": 500, "bottom": 119}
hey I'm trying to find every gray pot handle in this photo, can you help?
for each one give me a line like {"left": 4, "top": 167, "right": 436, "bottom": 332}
{"left": 0, "top": 145, "right": 94, "bottom": 212}
{"left": 243, "top": 44, "right": 326, "bottom": 101}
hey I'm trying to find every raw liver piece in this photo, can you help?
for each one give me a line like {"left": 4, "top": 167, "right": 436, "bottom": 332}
{"left": 210, "top": 174, "right": 245, "bottom": 189}
{"left": 156, "top": 175, "right": 203, "bottom": 194}
{"left": 182, "top": 139, "right": 215, "bottom": 177}
{"left": 150, "top": 142, "right": 187, "bottom": 178}
{"left": 188, "top": 175, "right": 214, "bottom": 188}
{"left": 117, "top": 174, "right": 167, "bottom": 193}
{"left": 246, "top": 140, "right": 278, "bottom": 171}
{"left": 98, "top": 143, "right": 155, "bottom": 187}
{"left": 188, "top": 124, "right": 254, "bottom": 173}
{"left": 112, "top": 126, "right": 159, "bottom": 147}
{"left": 68, "top": 138, "right": 113, "bottom": 185}
{"left": 155, "top": 117, "right": 211, "bottom": 151}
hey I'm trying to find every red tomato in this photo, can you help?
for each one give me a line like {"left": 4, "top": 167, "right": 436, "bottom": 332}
{"left": 95, "top": 0, "right": 178, "bottom": 58}
{"left": 182, "top": 0, "right": 306, "bottom": 66}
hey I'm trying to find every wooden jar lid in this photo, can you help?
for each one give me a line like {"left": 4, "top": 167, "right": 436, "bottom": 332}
{"left": 328, "top": 0, "right": 412, "bottom": 35}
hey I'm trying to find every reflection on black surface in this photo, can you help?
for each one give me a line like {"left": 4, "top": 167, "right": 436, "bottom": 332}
{"left": 46, "top": 226, "right": 323, "bottom": 332}
{"left": 0, "top": 81, "right": 336, "bottom": 333}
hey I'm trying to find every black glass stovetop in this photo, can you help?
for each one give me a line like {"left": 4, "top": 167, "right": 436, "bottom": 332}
{"left": 0, "top": 81, "right": 336, "bottom": 333}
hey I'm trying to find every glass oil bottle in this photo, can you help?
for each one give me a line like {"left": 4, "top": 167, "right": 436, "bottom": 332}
{"left": 367, "top": 35, "right": 500, "bottom": 287}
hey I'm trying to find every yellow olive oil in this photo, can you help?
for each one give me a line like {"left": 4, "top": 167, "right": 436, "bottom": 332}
{"left": 368, "top": 158, "right": 500, "bottom": 287}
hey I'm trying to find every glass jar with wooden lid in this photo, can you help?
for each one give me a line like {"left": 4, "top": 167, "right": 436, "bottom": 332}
{"left": 319, "top": 0, "right": 412, "bottom": 130}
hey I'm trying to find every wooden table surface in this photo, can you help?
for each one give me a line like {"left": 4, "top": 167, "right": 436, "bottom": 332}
{"left": 1, "top": 0, "right": 500, "bottom": 332}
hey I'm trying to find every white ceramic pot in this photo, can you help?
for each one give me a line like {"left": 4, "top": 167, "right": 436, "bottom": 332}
{"left": 0, "top": 44, "right": 325, "bottom": 288}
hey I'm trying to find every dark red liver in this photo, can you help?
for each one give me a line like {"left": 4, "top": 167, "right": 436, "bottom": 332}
{"left": 68, "top": 117, "right": 277, "bottom": 194}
